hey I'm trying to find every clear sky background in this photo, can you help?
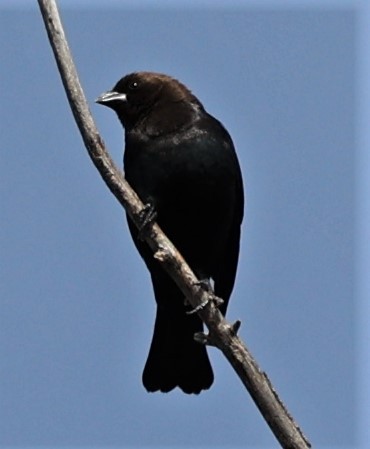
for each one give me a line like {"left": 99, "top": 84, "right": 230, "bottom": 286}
{"left": 1, "top": 1, "right": 368, "bottom": 448}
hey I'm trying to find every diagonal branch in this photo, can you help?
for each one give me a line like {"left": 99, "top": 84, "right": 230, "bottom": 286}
{"left": 37, "top": 1, "right": 311, "bottom": 448}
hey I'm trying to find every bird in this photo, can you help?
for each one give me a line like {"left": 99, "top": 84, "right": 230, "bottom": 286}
{"left": 96, "top": 72, "right": 244, "bottom": 394}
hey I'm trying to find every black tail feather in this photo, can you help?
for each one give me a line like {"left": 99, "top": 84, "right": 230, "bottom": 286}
{"left": 142, "top": 307, "right": 213, "bottom": 394}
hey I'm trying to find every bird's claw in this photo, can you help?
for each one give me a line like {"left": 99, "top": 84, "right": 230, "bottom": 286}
{"left": 186, "top": 297, "right": 210, "bottom": 315}
{"left": 138, "top": 203, "right": 157, "bottom": 240}
{"left": 193, "top": 279, "right": 223, "bottom": 307}
{"left": 185, "top": 278, "right": 224, "bottom": 314}
{"left": 194, "top": 278, "right": 213, "bottom": 292}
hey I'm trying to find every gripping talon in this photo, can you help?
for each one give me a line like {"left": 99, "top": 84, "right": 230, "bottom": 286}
{"left": 138, "top": 203, "right": 157, "bottom": 240}
{"left": 186, "top": 297, "right": 210, "bottom": 315}
{"left": 185, "top": 278, "right": 224, "bottom": 314}
{"left": 195, "top": 278, "right": 213, "bottom": 292}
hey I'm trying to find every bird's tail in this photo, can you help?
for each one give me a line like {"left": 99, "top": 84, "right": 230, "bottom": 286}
{"left": 142, "top": 306, "right": 214, "bottom": 394}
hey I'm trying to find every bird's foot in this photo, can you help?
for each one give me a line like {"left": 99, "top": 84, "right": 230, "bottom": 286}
{"left": 185, "top": 279, "right": 224, "bottom": 315}
{"left": 195, "top": 278, "right": 213, "bottom": 292}
{"left": 186, "top": 297, "right": 210, "bottom": 315}
{"left": 193, "top": 279, "right": 224, "bottom": 306}
{"left": 138, "top": 203, "right": 157, "bottom": 240}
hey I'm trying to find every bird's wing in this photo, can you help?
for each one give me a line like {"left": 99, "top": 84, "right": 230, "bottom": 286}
{"left": 213, "top": 152, "right": 244, "bottom": 315}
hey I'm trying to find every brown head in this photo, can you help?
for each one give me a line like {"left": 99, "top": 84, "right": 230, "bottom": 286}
{"left": 96, "top": 72, "right": 204, "bottom": 135}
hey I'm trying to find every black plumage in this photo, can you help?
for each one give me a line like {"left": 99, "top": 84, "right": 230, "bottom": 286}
{"left": 96, "top": 72, "right": 244, "bottom": 394}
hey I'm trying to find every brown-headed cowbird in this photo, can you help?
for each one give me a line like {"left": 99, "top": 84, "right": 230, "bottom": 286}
{"left": 96, "top": 72, "right": 244, "bottom": 394}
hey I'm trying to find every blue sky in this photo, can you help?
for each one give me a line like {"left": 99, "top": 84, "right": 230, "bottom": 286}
{"left": 1, "top": 1, "right": 368, "bottom": 448}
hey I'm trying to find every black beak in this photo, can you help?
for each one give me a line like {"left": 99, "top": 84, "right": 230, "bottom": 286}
{"left": 95, "top": 91, "right": 127, "bottom": 106}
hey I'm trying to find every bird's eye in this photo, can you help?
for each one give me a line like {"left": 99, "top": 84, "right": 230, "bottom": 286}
{"left": 129, "top": 81, "right": 139, "bottom": 90}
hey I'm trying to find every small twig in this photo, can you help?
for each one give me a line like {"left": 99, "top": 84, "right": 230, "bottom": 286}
{"left": 37, "top": 1, "right": 311, "bottom": 448}
{"left": 231, "top": 320, "right": 241, "bottom": 335}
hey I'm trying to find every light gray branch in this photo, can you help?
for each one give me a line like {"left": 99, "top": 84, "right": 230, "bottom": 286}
{"left": 37, "top": 1, "right": 311, "bottom": 448}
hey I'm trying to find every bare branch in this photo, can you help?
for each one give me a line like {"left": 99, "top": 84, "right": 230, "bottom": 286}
{"left": 37, "top": 1, "right": 311, "bottom": 448}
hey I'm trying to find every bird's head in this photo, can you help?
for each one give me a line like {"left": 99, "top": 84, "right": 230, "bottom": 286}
{"left": 96, "top": 72, "right": 203, "bottom": 135}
